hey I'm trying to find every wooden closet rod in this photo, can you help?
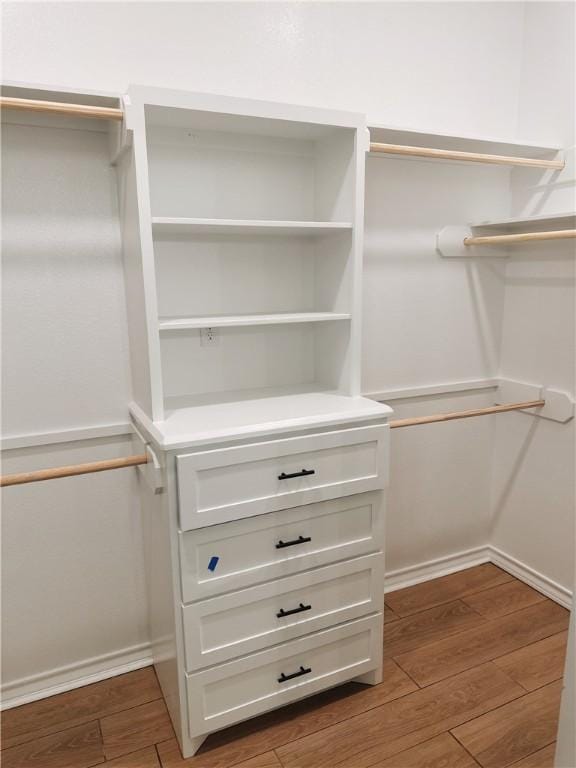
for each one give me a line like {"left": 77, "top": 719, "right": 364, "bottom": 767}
{"left": 369, "top": 142, "right": 565, "bottom": 170}
{"left": 0, "top": 96, "right": 123, "bottom": 121}
{"left": 464, "top": 229, "right": 576, "bottom": 246}
{"left": 0, "top": 454, "right": 148, "bottom": 487}
{"left": 0, "top": 97, "right": 564, "bottom": 170}
{"left": 390, "top": 399, "right": 545, "bottom": 429}
{"left": 0, "top": 400, "right": 545, "bottom": 486}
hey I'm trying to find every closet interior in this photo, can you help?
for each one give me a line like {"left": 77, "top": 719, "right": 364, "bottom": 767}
{"left": 1, "top": 75, "right": 573, "bottom": 766}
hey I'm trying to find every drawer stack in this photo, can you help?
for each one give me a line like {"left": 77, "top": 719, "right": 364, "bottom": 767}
{"left": 176, "top": 424, "right": 388, "bottom": 739}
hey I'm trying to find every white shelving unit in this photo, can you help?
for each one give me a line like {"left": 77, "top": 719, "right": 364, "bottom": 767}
{"left": 120, "top": 86, "right": 378, "bottom": 427}
{"left": 119, "top": 85, "right": 391, "bottom": 758}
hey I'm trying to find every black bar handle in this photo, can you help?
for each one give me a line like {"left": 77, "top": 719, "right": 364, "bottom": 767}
{"left": 276, "top": 602, "right": 312, "bottom": 619}
{"left": 275, "top": 535, "right": 311, "bottom": 550}
{"left": 278, "top": 469, "right": 316, "bottom": 481}
{"left": 277, "top": 665, "right": 312, "bottom": 684}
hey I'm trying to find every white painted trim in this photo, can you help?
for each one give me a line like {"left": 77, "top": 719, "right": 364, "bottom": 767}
{"left": 489, "top": 546, "right": 573, "bottom": 610}
{"left": 1, "top": 423, "right": 132, "bottom": 451}
{"left": 366, "top": 379, "right": 499, "bottom": 403}
{"left": 0, "top": 641, "right": 152, "bottom": 710}
{"left": 0, "top": 380, "right": 502, "bottom": 451}
{"left": 385, "top": 546, "right": 491, "bottom": 593}
{"left": 385, "top": 544, "right": 573, "bottom": 609}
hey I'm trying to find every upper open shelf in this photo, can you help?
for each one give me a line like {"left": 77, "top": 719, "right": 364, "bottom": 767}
{"left": 368, "top": 123, "right": 562, "bottom": 159}
{"left": 151, "top": 218, "right": 353, "bottom": 238}
{"left": 470, "top": 212, "right": 576, "bottom": 232}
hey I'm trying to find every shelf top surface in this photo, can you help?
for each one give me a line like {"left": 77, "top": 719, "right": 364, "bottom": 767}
{"left": 368, "top": 123, "right": 562, "bottom": 157}
{"left": 128, "top": 85, "right": 365, "bottom": 135}
{"left": 151, "top": 218, "right": 353, "bottom": 237}
{"left": 158, "top": 313, "right": 352, "bottom": 330}
{"left": 471, "top": 211, "right": 576, "bottom": 232}
{"left": 130, "top": 388, "right": 392, "bottom": 449}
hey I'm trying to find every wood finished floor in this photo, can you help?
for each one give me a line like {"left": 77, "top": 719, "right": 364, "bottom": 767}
{"left": 1, "top": 564, "right": 569, "bottom": 768}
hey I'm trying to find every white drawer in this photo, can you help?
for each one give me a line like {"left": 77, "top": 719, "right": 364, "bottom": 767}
{"left": 185, "top": 614, "right": 382, "bottom": 737}
{"left": 179, "top": 491, "right": 384, "bottom": 601}
{"left": 182, "top": 553, "right": 384, "bottom": 669}
{"left": 177, "top": 424, "right": 388, "bottom": 529}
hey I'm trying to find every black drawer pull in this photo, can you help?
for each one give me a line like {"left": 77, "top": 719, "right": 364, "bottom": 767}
{"left": 278, "top": 665, "right": 312, "bottom": 684}
{"left": 275, "top": 535, "right": 311, "bottom": 549}
{"left": 278, "top": 469, "right": 316, "bottom": 480}
{"left": 276, "top": 602, "right": 312, "bottom": 618}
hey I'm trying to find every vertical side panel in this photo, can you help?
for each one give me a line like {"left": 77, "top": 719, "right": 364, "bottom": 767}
{"left": 117, "top": 147, "right": 155, "bottom": 416}
{"left": 139, "top": 454, "right": 195, "bottom": 757}
{"left": 349, "top": 126, "right": 369, "bottom": 397}
{"left": 119, "top": 94, "right": 164, "bottom": 420}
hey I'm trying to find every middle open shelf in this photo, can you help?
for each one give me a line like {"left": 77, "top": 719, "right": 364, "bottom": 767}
{"left": 158, "top": 312, "right": 351, "bottom": 330}
{"left": 152, "top": 218, "right": 353, "bottom": 237}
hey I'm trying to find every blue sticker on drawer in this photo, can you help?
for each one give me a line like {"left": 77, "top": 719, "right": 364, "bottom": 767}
{"left": 207, "top": 556, "right": 219, "bottom": 572}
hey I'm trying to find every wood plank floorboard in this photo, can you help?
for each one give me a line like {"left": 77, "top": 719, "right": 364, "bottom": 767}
{"left": 383, "top": 600, "right": 487, "bottom": 659}
{"left": 493, "top": 631, "right": 568, "bottom": 692}
{"left": 508, "top": 743, "right": 556, "bottom": 767}
{"left": 383, "top": 604, "right": 401, "bottom": 623}
{"left": 157, "top": 738, "right": 282, "bottom": 767}
{"left": 102, "top": 745, "right": 161, "bottom": 766}
{"left": 384, "top": 564, "right": 514, "bottom": 617}
{"left": 275, "top": 663, "right": 524, "bottom": 768}
{"left": 1, "top": 721, "right": 104, "bottom": 768}
{"left": 1, "top": 667, "right": 161, "bottom": 750}
{"left": 461, "top": 580, "right": 546, "bottom": 619}
{"left": 451, "top": 681, "right": 563, "bottom": 768}
{"left": 1, "top": 566, "right": 568, "bottom": 768}
{"left": 100, "top": 699, "right": 174, "bottom": 760}
{"left": 394, "top": 600, "right": 569, "bottom": 687}
{"left": 373, "top": 732, "right": 480, "bottom": 768}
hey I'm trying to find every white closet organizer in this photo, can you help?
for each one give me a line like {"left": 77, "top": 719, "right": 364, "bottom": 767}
{"left": 118, "top": 85, "right": 391, "bottom": 757}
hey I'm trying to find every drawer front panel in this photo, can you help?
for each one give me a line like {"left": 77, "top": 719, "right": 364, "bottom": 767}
{"left": 177, "top": 424, "right": 388, "bottom": 529}
{"left": 179, "top": 491, "right": 383, "bottom": 601}
{"left": 182, "top": 553, "right": 384, "bottom": 669}
{"left": 185, "top": 614, "right": 382, "bottom": 736}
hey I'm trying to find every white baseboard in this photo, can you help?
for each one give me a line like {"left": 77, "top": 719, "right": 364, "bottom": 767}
{"left": 489, "top": 546, "right": 573, "bottom": 610}
{"left": 385, "top": 546, "right": 492, "bottom": 593}
{"left": 1, "top": 641, "right": 152, "bottom": 710}
{"left": 2, "top": 547, "right": 571, "bottom": 711}
{"left": 385, "top": 545, "right": 573, "bottom": 609}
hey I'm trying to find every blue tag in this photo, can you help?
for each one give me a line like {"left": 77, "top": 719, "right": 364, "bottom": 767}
{"left": 208, "top": 556, "right": 219, "bottom": 572}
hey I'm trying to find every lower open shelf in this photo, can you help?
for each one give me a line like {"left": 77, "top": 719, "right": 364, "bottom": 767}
{"left": 133, "top": 386, "right": 392, "bottom": 447}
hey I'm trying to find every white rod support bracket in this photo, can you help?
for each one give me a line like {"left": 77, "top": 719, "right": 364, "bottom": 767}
{"left": 109, "top": 95, "right": 132, "bottom": 166}
{"left": 131, "top": 424, "right": 164, "bottom": 493}
{"left": 436, "top": 225, "right": 508, "bottom": 258}
{"left": 496, "top": 379, "right": 574, "bottom": 423}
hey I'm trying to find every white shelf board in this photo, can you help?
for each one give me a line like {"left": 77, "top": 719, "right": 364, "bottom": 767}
{"left": 130, "top": 387, "right": 393, "bottom": 448}
{"left": 158, "top": 312, "right": 351, "bottom": 330}
{"left": 471, "top": 212, "right": 576, "bottom": 232}
{"left": 152, "top": 218, "right": 353, "bottom": 237}
{"left": 368, "top": 123, "right": 561, "bottom": 158}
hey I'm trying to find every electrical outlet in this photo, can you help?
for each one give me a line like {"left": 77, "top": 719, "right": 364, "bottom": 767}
{"left": 200, "top": 327, "right": 219, "bottom": 346}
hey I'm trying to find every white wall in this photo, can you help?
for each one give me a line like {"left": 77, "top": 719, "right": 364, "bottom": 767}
{"left": 1, "top": 119, "right": 149, "bottom": 703}
{"left": 2, "top": 1, "right": 572, "bottom": 705}
{"left": 363, "top": 154, "right": 510, "bottom": 573}
{"left": 1, "top": 1, "right": 525, "bottom": 137}
{"left": 490, "top": 1, "right": 575, "bottom": 591}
